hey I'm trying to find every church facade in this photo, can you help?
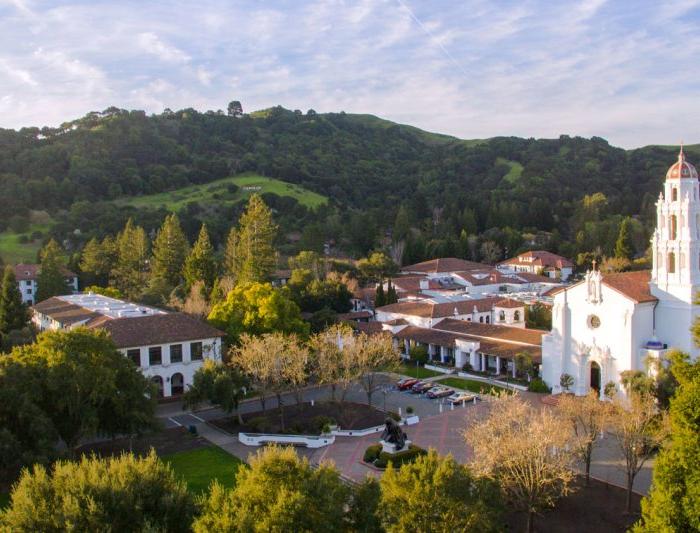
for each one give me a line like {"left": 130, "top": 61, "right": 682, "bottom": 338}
{"left": 542, "top": 148, "right": 700, "bottom": 397}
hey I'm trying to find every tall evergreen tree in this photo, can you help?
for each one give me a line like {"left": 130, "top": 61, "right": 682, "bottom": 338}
{"left": 0, "top": 266, "right": 27, "bottom": 334}
{"left": 375, "top": 281, "right": 386, "bottom": 308}
{"left": 150, "top": 214, "right": 189, "bottom": 288}
{"left": 183, "top": 224, "right": 217, "bottom": 293}
{"left": 35, "top": 239, "right": 70, "bottom": 303}
{"left": 111, "top": 219, "right": 150, "bottom": 299}
{"left": 234, "top": 194, "right": 278, "bottom": 284}
{"left": 615, "top": 217, "right": 635, "bottom": 260}
{"left": 386, "top": 278, "right": 398, "bottom": 304}
{"left": 223, "top": 227, "right": 239, "bottom": 280}
{"left": 79, "top": 236, "right": 116, "bottom": 287}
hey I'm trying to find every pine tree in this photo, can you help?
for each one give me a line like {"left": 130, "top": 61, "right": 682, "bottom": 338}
{"left": 35, "top": 239, "right": 70, "bottom": 303}
{"left": 150, "top": 214, "right": 189, "bottom": 288}
{"left": 0, "top": 266, "right": 27, "bottom": 334}
{"left": 375, "top": 280, "right": 386, "bottom": 308}
{"left": 223, "top": 227, "right": 239, "bottom": 280}
{"left": 615, "top": 217, "right": 635, "bottom": 260}
{"left": 386, "top": 278, "right": 398, "bottom": 304}
{"left": 235, "top": 195, "right": 278, "bottom": 284}
{"left": 111, "top": 219, "right": 150, "bottom": 299}
{"left": 79, "top": 236, "right": 116, "bottom": 287}
{"left": 183, "top": 224, "right": 217, "bottom": 293}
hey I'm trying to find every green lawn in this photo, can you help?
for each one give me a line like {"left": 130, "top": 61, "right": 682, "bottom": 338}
{"left": 0, "top": 222, "right": 50, "bottom": 264}
{"left": 437, "top": 377, "right": 513, "bottom": 395}
{"left": 496, "top": 157, "right": 524, "bottom": 184}
{"left": 116, "top": 173, "right": 328, "bottom": 211}
{"left": 164, "top": 446, "right": 243, "bottom": 495}
{"left": 396, "top": 363, "right": 442, "bottom": 379}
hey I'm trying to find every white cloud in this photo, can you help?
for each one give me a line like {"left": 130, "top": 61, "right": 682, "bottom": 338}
{"left": 136, "top": 32, "right": 190, "bottom": 64}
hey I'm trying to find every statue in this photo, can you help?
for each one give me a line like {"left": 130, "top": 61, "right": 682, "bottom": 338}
{"left": 380, "top": 417, "right": 407, "bottom": 450}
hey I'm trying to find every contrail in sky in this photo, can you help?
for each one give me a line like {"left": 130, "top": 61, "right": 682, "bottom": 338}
{"left": 394, "top": 0, "right": 470, "bottom": 78}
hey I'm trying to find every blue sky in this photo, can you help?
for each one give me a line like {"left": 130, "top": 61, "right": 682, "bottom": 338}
{"left": 0, "top": 0, "right": 699, "bottom": 148}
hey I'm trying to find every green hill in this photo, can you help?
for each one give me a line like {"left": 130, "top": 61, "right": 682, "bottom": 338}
{"left": 116, "top": 173, "right": 328, "bottom": 211}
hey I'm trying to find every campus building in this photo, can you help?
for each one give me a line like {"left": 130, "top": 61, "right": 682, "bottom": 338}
{"left": 13, "top": 263, "right": 79, "bottom": 305}
{"left": 32, "top": 293, "right": 224, "bottom": 397}
{"left": 542, "top": 148, "right": 700, "bottom": 397}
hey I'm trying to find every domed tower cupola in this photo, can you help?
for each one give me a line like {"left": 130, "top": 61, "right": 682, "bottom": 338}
{"left": 666, "top": 145, "right": 699, "bottom": 180}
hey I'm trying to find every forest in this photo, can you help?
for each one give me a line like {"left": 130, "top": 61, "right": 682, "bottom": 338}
{"left": 0, "top": 104, "right": 694, "bottom": 267}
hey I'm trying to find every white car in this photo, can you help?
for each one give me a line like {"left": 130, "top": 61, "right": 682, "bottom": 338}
{"left": 447, "top": 391, "right": 477, "bottom": 405}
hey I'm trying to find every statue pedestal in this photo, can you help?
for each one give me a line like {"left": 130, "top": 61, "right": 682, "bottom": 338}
{"left": 380, "top": 439, "right": 411, "bottom": 454}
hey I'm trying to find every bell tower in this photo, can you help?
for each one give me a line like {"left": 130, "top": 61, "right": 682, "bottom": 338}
{"left": 650, "top": 146, "right": 700, "bottom": 356}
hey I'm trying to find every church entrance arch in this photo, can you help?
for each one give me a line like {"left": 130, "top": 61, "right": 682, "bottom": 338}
{"left": 589, "top": 361, "right": 601, "bottom": 393}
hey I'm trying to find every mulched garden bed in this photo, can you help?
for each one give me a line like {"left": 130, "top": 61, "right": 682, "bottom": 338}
{"left": 211, "top": 401, "right": 390, "bottom": 435}
{"left": 76, "top": 427, "right": 209, "bottom": 458}
{"left": 505, "top": 476, "right": 642, "bottom": 532}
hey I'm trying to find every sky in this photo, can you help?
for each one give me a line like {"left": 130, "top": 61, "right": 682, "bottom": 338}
{"left": 0, "top": 0, "right": 699, "bottom": 148}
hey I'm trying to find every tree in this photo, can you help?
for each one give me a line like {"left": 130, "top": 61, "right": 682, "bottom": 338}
{"left": 35, "top": 239, "right": 69, "bottom": 303}
{"left": 386, "top": 279, "right": 398, "bottom": 304}
{"left": 610, "top": 391, "right": 667, "bottom": 512}
{"left": 559, "top": 372, "right": 574, "bottom": 392}
{"left": 309, "top": 323, "right": 355, "bottom": 403}
{"left": 79, "top": 236, "right": 116, "bottom": 286}
{"left": 230, "top": 333, "right": 276, "bottom": 413}
{"left": 557, "top": 391, "right": 611, "bottom": 485}
{"left": 223, "top": 227, "right": 239, "bottom": 279}
{"left": 514, "top": 352, "right": 535, "bottom": 380}
{"left": 348, "top": 332, "right": 399, "bottom": 407}
{"left": 620, "top": 369, "right": 655, "bottom": 398}
{"left": 615, "top": 217, "right": 635, "bottom": 260}
{"left": 9, "top": 328, "right": 156, "bottom": 453}
{"left": 227, "top": 100, "right": 243, "bottom": 117}
{"left": 375, "top": 281, "right": 386, "bottom": 307}
{"left": 150, "top": 213, "right": 189, "bottom": 288}
{"left": 111, "top": 219, "right": 150, "bottom": 299}
{"left": 193, "top": 446, "right": 349, "bottom": 533}
{"left": 480, "top": 240, "right": 503, "bottom": 264}
{"left": 184, "top": 359, "right": 249, "bottom": 424}
{"left": 357, "top": 252, "right": 397, "bottom": 284}
{"left": 466, "top": 394, "right": 576, "bottom": 533}
{"left": 347, "top": 477, "right": 382, "bottom": 533}
{"left": 0, "top": 266, "right": 27, "bottom": 334}
{"left": 379, "top": 450, "right": 502, "bottom": 532}
{"left": 635, "top": 353, "right": 700, "bottom": 531}
{"left": 82, "top": 285, "right": 122, "bottom": 299}
{"left": 183, "top": 223, "right": 217, "bottom": 293}
{"left": 1, "top": 451, "right": 195, "bottom": 532}
{"left": 233, "top": 194, "right": 278, "bottom": 284}
{"left": 170, "top": 280, "right": 211, "bottom": 318}
{"left": 208, "top": 282, "right": 309, "bottom": 344}
{"left": 288, "top": 250, "right": 325, "bottom": 279}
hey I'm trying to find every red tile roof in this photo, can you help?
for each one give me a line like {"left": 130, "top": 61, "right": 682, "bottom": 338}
{"left": 95, "top": 313, "right": 224, "bottom": 348}
{"left": 14, "top": 263, "right": 76, "bottom": 281}
{"left": 376, "top": 296, "right": 516, "bottom": 318}
{"left": 401, "top": 257, "right": 487, "bottom": 274}
{"left": 602, "top": 270, "right": 656, "bottom": 303}
{"left": 499, "top": 250, "right": 574, "bottom": 269}
{"left": 434, "top": 318, "right": 545, "bottom": 346}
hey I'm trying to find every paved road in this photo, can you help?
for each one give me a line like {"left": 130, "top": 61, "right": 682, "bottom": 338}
{"left": 157, "top": 373, "right": 653, "bottom": 495}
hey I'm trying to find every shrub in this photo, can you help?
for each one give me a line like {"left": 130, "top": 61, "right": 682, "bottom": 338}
{"left": 247, "top": 416, "right": 269, "bottom": 432}
{"left": 313, "top": 415, "right": 336, "bottom": 432}
{"left": 374, "top": 445, "right": 427, "bottom": 469}
{"left": 363, "top": 444, "right": 382, "bottom": 463}
{"left": 388, "top": 411, "right": 401, "bottom": 422}
{"left": 409, "top": 345, "right": 428, "bottom": 365}
{"left": 527, "top": 377, "right": 551, "bottom": 393}
{"left": 406, "top": 406, "right": 414, "bottom": 415}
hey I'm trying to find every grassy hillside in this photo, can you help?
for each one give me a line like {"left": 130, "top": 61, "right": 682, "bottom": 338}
{"left": 116, "top": 173, "right": 328, "bottom": 211}
{"left": 0, "top": 220, "right": 51, "bottom": 264}
{"left": 496, "top": 157, "right": 524, "bottom": 184}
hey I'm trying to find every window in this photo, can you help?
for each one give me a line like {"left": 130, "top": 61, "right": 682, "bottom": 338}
{"left": 670, "top": 215, "right": 677, "bottom": 240}
{"left": 27, "top": 288, "right": 32, "bottom": 294}
{"left": 588, "top": 315, "right": 601, "bottom": 329}
{"left": 149, "top": 346, "right": 162, "bottom": 366}
{"left": 499, "top": 310, "right": 506, "bottom": 322}
{"left": 514, "top": 310, "right": 520, "bottom": 321}
{"left": 672, "top": 187, "right": 678, "bottom": 201}
{"left": 170, "top": 344, "right": 183, "bottom": 363}
{"left": 485, "top": 315, "right": 490, "bottom": 324}
{"left": 668, "top": 252, "right": 676, "bottom": 274}
{"left": 479, "top": 316, "right": 484, "bottom": 323}
{"left": 190, "top": 342, "right": 203, "bottom": 361}
{"left": 127, "top": 348, "right": 140, "bottom": 367}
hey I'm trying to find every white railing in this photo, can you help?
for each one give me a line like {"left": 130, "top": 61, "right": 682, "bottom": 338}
{"left": 238, "top": 432, "right": 335, "bottom": 448}
{"left": 457, "top": 372, "right": 528, "bottom": 391}
{"left": 425, "top": 364, "right": 456, "bottom": 374}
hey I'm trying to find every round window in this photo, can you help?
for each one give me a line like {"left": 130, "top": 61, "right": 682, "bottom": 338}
{"left": 588, "top": 315, "right": 601, "bottom": 329}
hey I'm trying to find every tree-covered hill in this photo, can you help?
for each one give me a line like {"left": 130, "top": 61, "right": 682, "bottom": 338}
{"left": 0, "top": 105, "right": 695, "bottom": 264}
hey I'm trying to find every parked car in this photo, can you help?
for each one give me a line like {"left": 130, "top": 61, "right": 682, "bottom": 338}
{"left": 427, "top": 386, "right": 454, "bottom": 399}
{"left": 411, "top": 381, "right": 435, "bottom": 394}
{"left": 447, "top": 391, "right": 477, "bottom": 405}
{"left": 397, "top": 378, "right": 420, "bottom": 390}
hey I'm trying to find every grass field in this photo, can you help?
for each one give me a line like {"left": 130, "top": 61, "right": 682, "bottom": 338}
{"left": 117, "top": 173, "right": 328, "bottom": 211}
{"left": 164, "top": 445, "right": 243, "bottom": 495}
{"left": 496, "top": 157, "right": 524, "bottom": 184}
{"left": 0, "top": 222, "right": 50, "bottom": 264}
{"left": 437, "top": 377, "right": 512, "bottom": 395}
{"left": 395, "top": 363, "right": 442, "bottom": 379}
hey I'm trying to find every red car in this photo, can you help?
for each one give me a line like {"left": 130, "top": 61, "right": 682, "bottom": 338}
{"left": 397, "top": 378, "right": 419, "bottom": 390}
{"left": 411, "top": 381, "right": 434, "bottom": 394}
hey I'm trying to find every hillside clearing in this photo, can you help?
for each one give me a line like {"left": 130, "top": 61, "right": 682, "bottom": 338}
{"left": 0, "top": 222, "right": 50, "bottom": 264}
{"left": 496, "top": 157, "right": 524, "bottom": 184}
{"left": 116, "top": 173, "right": 328, "bottom": 211}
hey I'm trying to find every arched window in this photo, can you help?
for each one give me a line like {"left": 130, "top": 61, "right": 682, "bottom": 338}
{"left": 670, "top": 215, "right": 678, "bottom": 240}
{"left": 485, "top": 315, "right": 490, "bottom": 324}
{"left": 514, "top": 310, "right": 521, "bottom": 321}
{"left": 499, "top": 310, "right": 506, "bottom": 322}
{"left": 668, "top": 252, "right": 676, "bottom": 274}
{"left": 171, "top": 373, "right": 184, "bottom": 395}
{"left": 672, "top": 187, "right": 678, "bottom": 201}
{"left": 479, "top": 316, "right": 484, "bottom": 323}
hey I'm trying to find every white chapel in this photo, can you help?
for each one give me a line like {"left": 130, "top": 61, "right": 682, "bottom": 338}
{"left": 542, "top": 148, "right": 700, "bottom": 397}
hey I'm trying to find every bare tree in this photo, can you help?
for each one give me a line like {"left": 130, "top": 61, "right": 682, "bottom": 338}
{"left": 557, "top": 391, "right": 611, "bottom": 485}
{"left": 230, "top": 333, "right": 276, "bottom": 413}
{"left": 169, "top": 281, "right": 211, "bottom": 318}
{"left": 346, "top": 332, "right": 399, "bottom": 407}
{"left": 309, "top": 323, "right": 355, "bottom": 403}
{"left": 610, "top": 392, "right": 668, "bottom": 512}
{"left": 466, "top": 394, "right": 577, "bottom": 533}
